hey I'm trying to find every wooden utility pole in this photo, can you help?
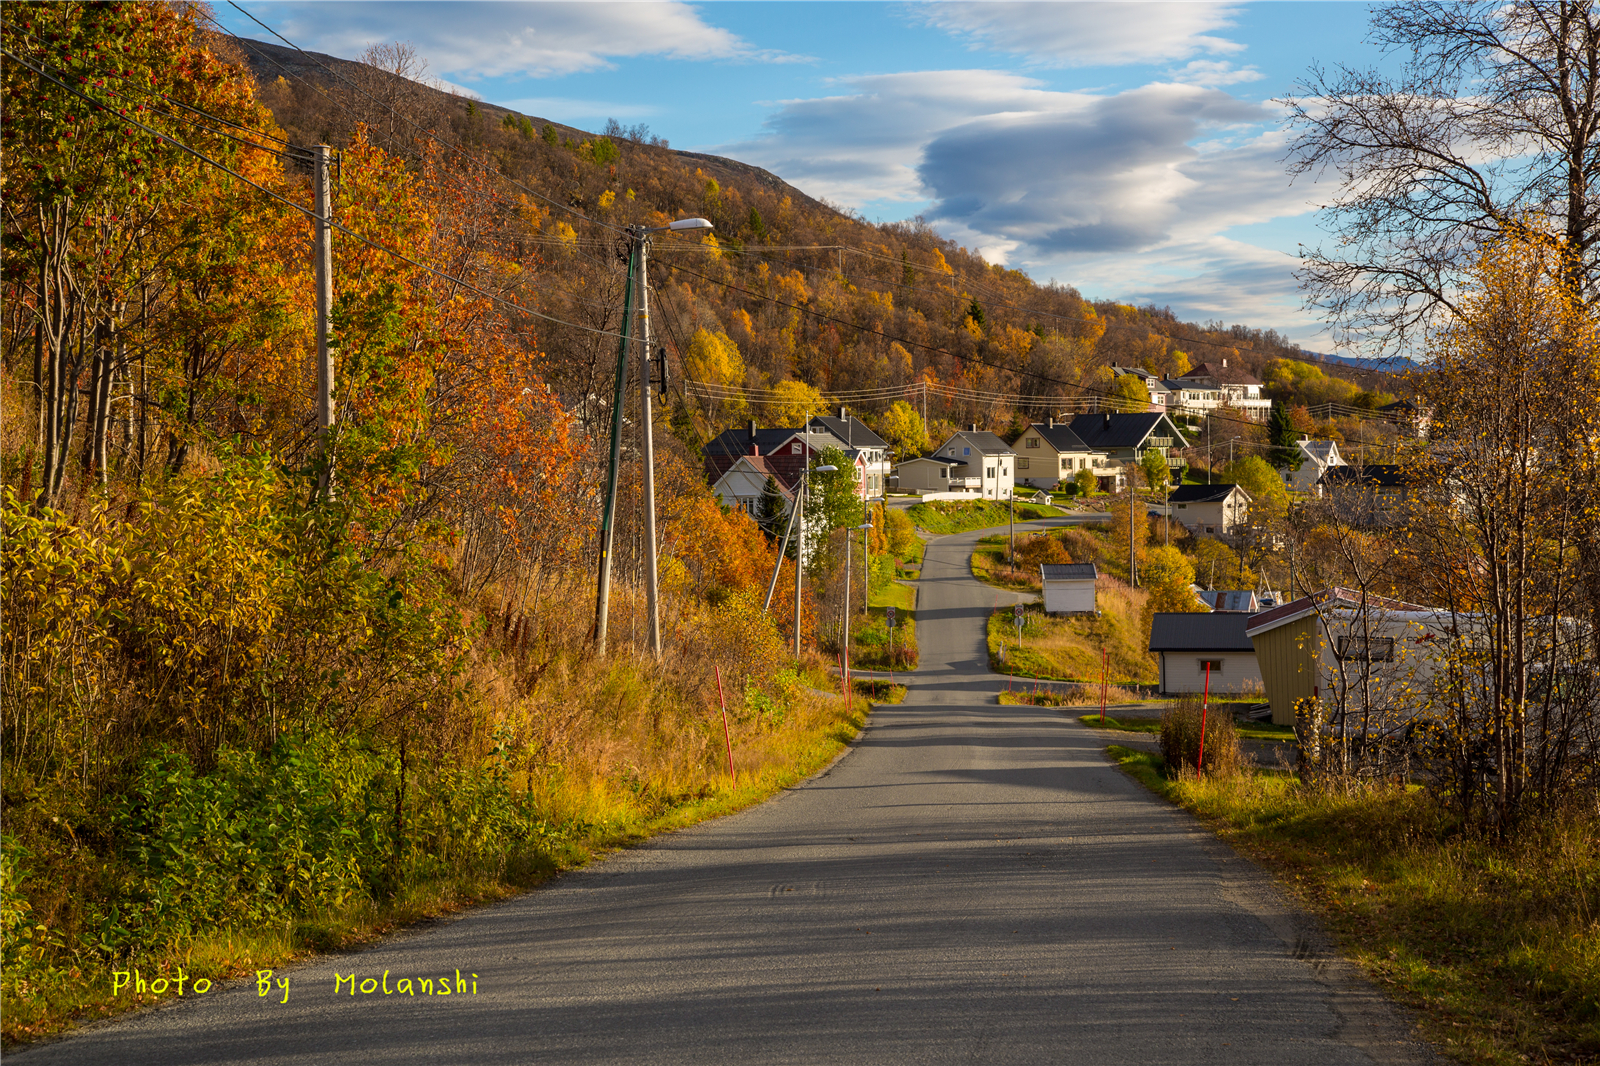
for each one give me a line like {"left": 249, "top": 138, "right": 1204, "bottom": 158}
{"left": 635, "top": 229, "right": 662, "bottom": 659}
{"left": 594, "top": 245, "right": 637, "bottom": 656}
{"left": 314, "top": 144, "right": 334, "bottom": 501}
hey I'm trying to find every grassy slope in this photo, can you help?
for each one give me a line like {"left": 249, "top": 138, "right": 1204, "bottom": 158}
{"left": 907, "top": 500, "right": 1064, "bottom": 534}
{"left": 3, "top": 685, "right": 867, "bottom": 1047}
{"left": 850, "top": 578, "right": 918, "bottom": 670}
{"left": 988, "top": 582, "right": 1158, "bottom": 685}
{"left": 1105, "top": 746, "right": 1600, "bottom": 1066}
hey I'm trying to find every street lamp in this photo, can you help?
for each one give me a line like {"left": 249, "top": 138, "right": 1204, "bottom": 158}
{"left": 595, "top": 216, "right": 712, "bottom": 660}
{"left": 843, "top": 517, "right": 872, "bottom": 694}
{"left": 794, "top": 461, "right": 837, "bottom": 660}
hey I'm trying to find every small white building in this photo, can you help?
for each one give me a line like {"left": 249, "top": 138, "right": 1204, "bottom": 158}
{"left": 1167, "top": 483, "right": 1252, "bottom": 536}
{"left": 1041, "top": 563, "right": 1098, "bottom": 615}
{"left": 893, "top": 455, "right": 969, "bottom": 496}
{"left": 931, "top": 426, "right": 1016, "bottom": 500}
{"left": 1149, "top": 612, "right": 1263, "bottom": 696}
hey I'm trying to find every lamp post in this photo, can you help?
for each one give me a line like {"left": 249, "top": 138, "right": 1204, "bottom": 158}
{"left": 844, "top": 518, "right": 872, "bottom": 695}
{"left": 595, "top": 217, "right": 711, "bottom": 658}
{"left": 794, "top": 460, "right": 837, "bottom": 660}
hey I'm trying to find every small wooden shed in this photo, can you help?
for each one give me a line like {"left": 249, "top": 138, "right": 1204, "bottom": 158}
{"left": 1149, "top": 612, "right": 1262, "bottom": 696}
{"left": 1041, "top": 563, "right": 1098, "bottom": 615}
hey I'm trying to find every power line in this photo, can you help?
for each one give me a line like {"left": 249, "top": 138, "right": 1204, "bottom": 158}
{"left": 221, "top": 3, "right": 625, "bottom": 236}
{"left": 2, "top": 44, "right": 626, "bottom": 343}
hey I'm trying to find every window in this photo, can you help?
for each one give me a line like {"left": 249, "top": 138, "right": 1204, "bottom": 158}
{"left": 1177, "top": 504, "right": 1187, "bottom": 509}
{"left": 986, "top": 467, "right": 994, "bottom": 478}
{"left": 791, "top": 442, "right": 802, "bottom": 455}
{"left": 1198, "top": 659, "right": 1224, "bottom": 673}
{"left": 940, "top": 469, "right": 948, "bottom": 480}
{"left": 1336, "top": 636, "right": 1396, "bottom": 662}
{"left": 1018, "top": 457, "right": 1030, "bottom": 470}
{"left": 1026, "top": 437, "right": 1039, "bottom": 449}
{"left": 1061, "top": 458, "right": 1070, "bottom": 470}
{"left": 963, "top": 447, "right": 971, "bottom": 456}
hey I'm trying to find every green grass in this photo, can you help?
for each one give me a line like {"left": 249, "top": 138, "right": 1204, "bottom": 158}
{"left": 970, "top": 535, "right": 1038, "bottom": 592}
{"left": 1081, "top": 713, "right": 1294, "bottom": 740}
{"left": 906, "top": 499, "right": 1064, "bottom": 534}
{"left": 852, "top": 678, "right": 907, "bottom": 703}
{"left": 850, "top": 580, "right": 918, "bottom": 671}
{"left": 987, "top": 590, "right": 1157, "bottom": 685}
{"left": 1103, "top": 746, "right": 1600, "bottom": 1066}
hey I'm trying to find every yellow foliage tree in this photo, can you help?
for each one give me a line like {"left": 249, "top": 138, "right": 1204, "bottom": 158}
{"left": 762, "top": 379, "right": 828, "bottom": 426}
{"left": 1142, "top": 545, "right": 1203, "bottom": 611}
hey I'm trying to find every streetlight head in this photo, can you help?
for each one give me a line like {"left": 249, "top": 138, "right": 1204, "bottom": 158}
{"left": 816, "top": 464, "right": 838, "bottom": 473}
{"left": 667, "top": 217, "right": 713, "bottom": 232}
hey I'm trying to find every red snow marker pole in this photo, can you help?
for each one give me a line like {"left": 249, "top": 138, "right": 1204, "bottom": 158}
{"left": 715, "top": 666, "right": 736, "bottom": 786}
{"left": 1198, "top": 661, "right": 1212, "bottom": 774}
{"left": 1100, "top": 647, "right": 1108, "bottom": 725}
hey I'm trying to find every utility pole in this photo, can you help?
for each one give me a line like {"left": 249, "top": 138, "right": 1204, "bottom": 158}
{"left": 794, "top": 461, "right": 807, "bottom": 661}
{"left": 1008, "top": 488, "right": 1015, "bottom": 562}
{"left": 313, "top": 144, "right": 334, "bottom": 501}
{"left": 635, "top": 228, "right": 662, "bottom": 659}
{"left": 1128, "top": 484, "right": 1138, "bottom": 587}
{"left": 593, "top": 245, "right": 637, "bottom": 656}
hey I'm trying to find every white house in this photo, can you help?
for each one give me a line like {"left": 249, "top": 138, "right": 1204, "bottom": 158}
{"left": 1041, "top": 563, "right": 1098, "bottom": 614}
{"left": 710, "top": 455, "right": 793, "bottom": 518}
{"left": 1167, "top": 483, "right": 1251, "bottom": 536}
{"left": 1149, "top": 612, "right": 1263, "bottom": 696}
{"left": 1066, "top": 412, "right": 1188, "bottom": 492}
{"left": 804, "top": 409, "right": 893, "bottom": 501}
{"left": 894, "top": 455, "right": 973, "bottom": 496}
{"left": 932, "top": 426, "right": 1015, "bottom": 500}
{"left": 1169, "top": 361, "right": 1273, "bottom": 421}
{"left": 1280, "top": 438, "right": 1345, "bottom": 495}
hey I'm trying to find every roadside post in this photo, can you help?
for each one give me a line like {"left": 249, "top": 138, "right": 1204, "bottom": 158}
{"left": 885, "top": 604, "right": 896, "bottom": 686}
{"left": 1198, "top": 661, "right": 1213, "bottom": 773}
{"left": 715, "top": 666, "right": 736, "bottom": 786}
{"left": 1100, "top": 647, "right": 1108, "bottom": 725}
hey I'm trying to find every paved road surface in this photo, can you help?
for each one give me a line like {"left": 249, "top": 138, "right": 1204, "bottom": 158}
{"left": 19, "top": 521, "right": 1437, "bottom": 1065}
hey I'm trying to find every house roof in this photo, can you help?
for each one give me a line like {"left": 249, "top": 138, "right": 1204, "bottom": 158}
{"left": 704, "top": 426, "right": 799, "bottom": 459}
{"left": 1168, "top": 483, "right": 1248, "bottom": 505}
{"left": 1149, "top": 611, "right": 1257, "bottom": 653}
{"left": 1040, "top": 563, "right": 1098, "bottom": 581}
{"left": 899, "top": 455, "right": 965, "bottom": 468}
{"left": 1178, "top": 362, "right": 1264, "bottom": 387}
{"left": 712, "top": 456, "right": 796, "bottom": 498}
{"left": 937, "top": 431, "right": 1016, "bottom": 457}
{"left": 1297, "top": 439, "right": 1341, "bottom": 466}
{"left": 1245, "top": 586, "right": 1432, "bottom": 638}
{"left": 1318, "top": 464, "right": 1417, "bottom": 489}
{"left": 1197, "top": 589, "right": 1259, "bottom": 613}
{"left": 1067, "top": 412, "right": 1187, "bottom": 451}
{"left": 1023, "top": 422, "right": 1093, "bottom": 452}
{"left": 807, "top": 413, "right": 888, "bottom": 451}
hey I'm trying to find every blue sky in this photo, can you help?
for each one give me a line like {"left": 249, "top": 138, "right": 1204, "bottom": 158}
{"left": 219, "top": 2, "right": 1399, "bottom": 349}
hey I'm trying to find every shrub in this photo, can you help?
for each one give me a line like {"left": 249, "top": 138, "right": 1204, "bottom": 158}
{"left": 1159, "top": 694, "right": 1241, "bottom": 778}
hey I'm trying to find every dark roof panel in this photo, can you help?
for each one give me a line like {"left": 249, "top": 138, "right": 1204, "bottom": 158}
{"left": 1149, "top": 611, "right": 1257, "bottom": 652}
{"left": 1067, "top": 412, "right": 1187, "bottom": 450}
{"left": 1040, "top": 563, "right": 1098, "bottom": 581}
{"left": 1168, "top": 484, "right": 1247, "bottom": 504}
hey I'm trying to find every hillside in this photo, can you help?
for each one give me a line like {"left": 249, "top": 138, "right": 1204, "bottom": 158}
{"left": 227, "top": 34, "right": 1403, "bottom": 462}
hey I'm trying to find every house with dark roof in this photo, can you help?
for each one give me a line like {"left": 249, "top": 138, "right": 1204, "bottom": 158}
{"left": 1317, "top": 464, "right": 1421, "bottom": 526}
{"left": 894, "top": 455, "right": 970, "bottom": 495}
{"left": 1149, "top": 612, "right": 1263, "bottom": 696}
{"left": 1041, "top": 562, "right": 1098, "bottom": 614}
{"left": 1279, "top": 438, "right": 1345, "bottom": 495}
{"left": 928, "top": 425, "right": 1016, "bottom": 500}
{"left": 1167, "top": 483, "right": 1251, "bottom": 536}
{"left": 1066, "top": 412, "right": 1188, "bottom": 491}
{"left": 710, "top": 454, "right": 795, "bottom": 520}
{"left": 703, "top": 409, "right": 891, "bottom": 506}
{"left": 802, "top": 409, "right": 892, "bottom": 499}
{"left": 1011, "top": 418, "right": 1110, "bottom": 489}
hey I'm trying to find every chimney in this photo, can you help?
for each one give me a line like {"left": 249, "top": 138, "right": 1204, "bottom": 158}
{"left": 1047, "top": 416, "right": 1054, "bottom": 428}
{"left": 1103, "top": 412, "right": 1112, "bottom": 429}
{"left": 970, "top": 423, "right": 978, "bottom": 432}
{"left": 747, "top": 419, "right": 757, "bottom": 442}
{"left": 839, "top": 406, "right": 847, "bottom": 421}
{"left": 1222, "top": 358, "right": 1228, "bottom": 368}
{"left": 750, "top": 443, "right": 760, "bottom": 456}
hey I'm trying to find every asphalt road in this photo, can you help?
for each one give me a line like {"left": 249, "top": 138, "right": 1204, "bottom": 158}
{"left": 20, "top": 521, "right": 1437, "bottom": 1066}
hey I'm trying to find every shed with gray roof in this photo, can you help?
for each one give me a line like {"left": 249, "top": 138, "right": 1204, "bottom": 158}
{"left": 1040, "top": 562, "right": 1098, "bottom": 615}
{"left": 1148, "top": 611, "right": 1263, "bottom": 696}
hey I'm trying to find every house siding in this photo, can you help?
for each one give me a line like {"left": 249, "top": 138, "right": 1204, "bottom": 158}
{"left": 1159, "top": 650, "right": 1262, "bottom": 696}
{"left": 1042, "top": 580, "right": 1096, "bottom": 615}
{"left": 1251, "top": 617, "right": 1320, "bottom": 726}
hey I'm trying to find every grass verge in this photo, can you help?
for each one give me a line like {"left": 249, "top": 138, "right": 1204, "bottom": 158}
{"left": 987, "top": 586, "right": 1156, "bottom": 685}
{"left": 907, "top": 499, "right": 1063, "bottom": 534}
{"left": 852, "top": 678, "right": 907, "bottom": 704}
{"left": 1103, "top": 746, "right": 1600, "bottom": 1065}
{"left": 851, "top": 580, "right": 918, "bottom": 671}
{"left": 1082, "top": 713, "right": 1294, "bottom": 741}
{"left": 2, "top": 693, "right": 868, "bottom": 1047}
{"left": 997, "top": 685, "right": 1145, "bottom": 707}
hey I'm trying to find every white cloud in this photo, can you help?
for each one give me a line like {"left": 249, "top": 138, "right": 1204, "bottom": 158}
{"left": 1167, "top": 60, "right": 1263, "bottom": 87}
{"left": 269, "top": 1, "right": 800, "bottom": 80}
{"left": 500, "top": 97, "right": 659, "bottom": 122}
{"left": 915, "top": 1, "right": 1246, "bottom": 66}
